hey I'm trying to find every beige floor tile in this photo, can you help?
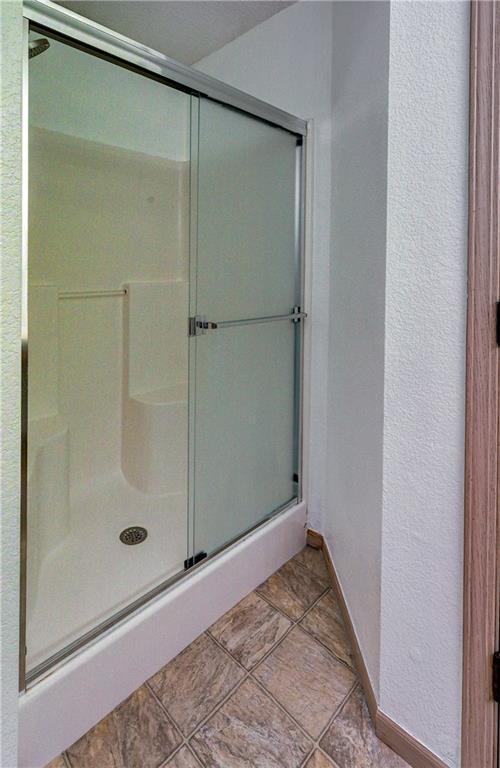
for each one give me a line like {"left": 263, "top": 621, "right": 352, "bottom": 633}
{"left": 320, "top": 686, "right": 410, "bottom": 768}
{"left": 301, "top": 590, "right": 353, "bottom": 667}
{"left": 66, "top": 685, "right": 181, "bottom": 768}
{"left": 256, "top": 559, "right": 328, "bottom": 620}
{"left": 149, "top": 633, "right": 245, "bottom": 736}
{"left": 293, "top": 546, "right": 330, "bottom": 581}
{"left": 305, "top": 750, "right": 337, "bottom": 767}
{"left": 44, "top": 758, "right": 67, "bottom": 768}
{"left": 209, "top": 591, "right": 291, "bottom": 669}
{"left": 190, "top": 677, "right": 312, "bottom": 768}
{"left": 164, "top": 746, "right": 201, "bottom": 767}
{"left": 254, "top": 626, "right": 356, "bottom": 738}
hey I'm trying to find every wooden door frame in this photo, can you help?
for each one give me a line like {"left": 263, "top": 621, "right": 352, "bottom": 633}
{"left": 462, "top": 2, "right": 500, "bottom": 766}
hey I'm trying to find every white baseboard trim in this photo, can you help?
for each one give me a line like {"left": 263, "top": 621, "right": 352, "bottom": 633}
{"left": 19, "top": 503, "right": 306, "bottom": 768}
{"left": 308, "top": 529, "right": 449, "bottom": 768}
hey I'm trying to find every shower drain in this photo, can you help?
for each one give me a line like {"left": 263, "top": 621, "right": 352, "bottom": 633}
{"left": 119, "top": 526, "right": 148, "bottom": 546}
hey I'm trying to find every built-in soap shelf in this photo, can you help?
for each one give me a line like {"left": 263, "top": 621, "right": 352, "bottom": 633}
{"left": 27, "top": 281, "right": 189, "bottom": 503}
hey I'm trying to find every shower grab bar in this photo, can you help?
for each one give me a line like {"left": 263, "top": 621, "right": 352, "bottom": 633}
{"left": 59, "top": 289, "right": 128, "bottom": 299}
{"left": 189, "top": 307, "right": 306, "bottom": 336}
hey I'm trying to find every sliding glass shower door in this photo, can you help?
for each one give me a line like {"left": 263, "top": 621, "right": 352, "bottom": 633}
{"left": 191, "top": 99, "right": 301, "bottom": 558}
{"left": 26, "top": 32, "right": 191, "bottom": 678}
{"left": 24, "top": 25, "right": 303, "bottom": 684}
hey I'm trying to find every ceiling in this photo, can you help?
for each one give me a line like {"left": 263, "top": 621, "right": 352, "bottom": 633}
{"left": 56, "top": 1, "right": 295, "bottom": 65}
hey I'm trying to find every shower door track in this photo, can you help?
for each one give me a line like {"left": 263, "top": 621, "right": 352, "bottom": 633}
{"left": 23, "top": 0, "right": 307, "bottom": 136}
{"left": 20, "top": 0, "right": 309, "bottom": 691}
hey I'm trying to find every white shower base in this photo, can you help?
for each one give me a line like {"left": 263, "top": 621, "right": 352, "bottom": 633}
{"left": 26, "top": 470, "right": 187, "bottom": 671}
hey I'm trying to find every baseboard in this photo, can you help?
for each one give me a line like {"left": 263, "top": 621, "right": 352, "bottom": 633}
{"left": 308, "top": 529, "right": 377, "bottom": 720}
{"left": 305, "top": 528, "right": 323, "bottom": 550}
{"left": 307, "top": 529, "right": 449, "bottom": 768}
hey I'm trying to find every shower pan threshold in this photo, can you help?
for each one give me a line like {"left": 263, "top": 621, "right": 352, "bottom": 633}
{"left": 19, "top": 500, "right": 306, "bottom": 768}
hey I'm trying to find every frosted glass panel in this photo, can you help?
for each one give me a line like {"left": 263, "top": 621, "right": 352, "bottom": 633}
{"left": 193, "top": 323, "right": 296, "bottom": 556}
{"left": 193, "top": 97, "right": 300, "bottom": 556}
{"left": 27, "top": 34, "right": 190, "bottom": 674}
{"left": 197, "top": 99, "right": 298, "bottom": 322}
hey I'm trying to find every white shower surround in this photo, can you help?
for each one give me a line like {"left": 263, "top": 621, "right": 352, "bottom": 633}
{"left": 25, "top": 116, "right": 192, "bottom": 670}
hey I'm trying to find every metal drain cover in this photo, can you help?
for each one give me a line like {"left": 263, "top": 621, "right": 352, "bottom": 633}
{"left": 120, "top": 526, "right": 148, "bottom": 545}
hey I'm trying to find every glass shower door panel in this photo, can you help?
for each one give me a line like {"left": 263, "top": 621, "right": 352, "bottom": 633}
{"left": 27, "top": 33, "right": 191, "bottom": 674}
{"left": 196, "top": 99, "right": 299, "bottom": 321}
{"left": 194, "top": 323, "right": 297, "bottom": 557}
{"left": 193, "top": 98, "right": 300, "bottom": 557}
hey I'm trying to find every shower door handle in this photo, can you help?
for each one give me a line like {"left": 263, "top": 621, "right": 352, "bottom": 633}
{"left": 189, "top": 316, "right": 218, "bottom": 336}
{"left": 189, "top": 308, "right": 307, "bottom": 337}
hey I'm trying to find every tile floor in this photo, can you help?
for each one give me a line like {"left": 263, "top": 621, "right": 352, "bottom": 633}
{"left": 47, "top": 546, "right": 409, "bottom": 768}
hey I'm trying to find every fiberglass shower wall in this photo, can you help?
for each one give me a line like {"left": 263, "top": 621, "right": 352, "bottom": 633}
{"left": 25, "top": 29, "right": 302, "bottom": 683}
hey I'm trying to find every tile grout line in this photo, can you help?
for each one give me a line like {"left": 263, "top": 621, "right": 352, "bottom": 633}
{"left": 187, "top": 628, "right": 324, "bottom": 756}
{"left": 254, "top": 583, "right": 354, "bottom": 674}
{"left": 185, "top": 742, "right": 205, "bottom": 767}
{"left": 249, "top": 673, "right": 318, "bottom": 744}
{"left": 61, "top": 548, "right": 349, "bottom": 768}
{"left": 209, "top": 580, "right": 332, "bottom": 676}
{"left": 317, "top": 681, "right": 359, "bottom": 743}
{"left": 247, "top": 555, "right": 361, "bottom": 767}
{"left": 291, "top": 552, "right": 331, "bottom": 580}
{"left": 290, "top": 550, "right": 359, "bottom": 671}
{"left": 205, "top": 581, "right": 357, "bottom": 761}
{"left": 298, "top": 613, "right": 356, "bottom": 673}
{"left": 146, "top": 637, "right": 251, "bottom": 766}
{"left": 146, "top": 678, "right": 184, "bottom": 735}
{"left": 155, "top": 544, "right": 333, "bottom": 766}
{"left": 146, "top": 681, "right": 188, "bottom": 757}
{"left": 150, "top": 621, "right": 317, "bottom": 767}
{"left": 255, "top": 583, "right": 330, "bottom": 625}
{"left": 297, "top": 681, "right": 359, "bottom": 768}
{"left": 200, "top": 630, "right": 317, "bottom": 744}
{"left": 158, "top": 740, "right": 204, "bottom": 768}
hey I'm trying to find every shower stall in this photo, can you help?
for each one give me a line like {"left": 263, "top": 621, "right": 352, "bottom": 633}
{"left": 21, "top": 0, "right": 308, "bottom": 702}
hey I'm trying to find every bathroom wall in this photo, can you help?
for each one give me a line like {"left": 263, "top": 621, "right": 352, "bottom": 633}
{"left": 327, "top": 0, "right": 390, "bottom": 698}
{"left": 380, "top": 3, "right": 469, "bottom": 765}
{"left": 0, "top": 2, "right": 22, "bottom": 765}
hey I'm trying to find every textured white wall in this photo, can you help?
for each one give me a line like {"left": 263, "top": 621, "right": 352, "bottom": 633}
{"left": 326, "top": 0, "right": 390, "bottom": 697}
{"left": 0, "top": 1, "right": 22, "bottom": 766}
{"left": 195, "top": 0, "right": 335, "bottom": 532}
{"left": 380, "top": 3, "right": 469, "bottom": 766}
